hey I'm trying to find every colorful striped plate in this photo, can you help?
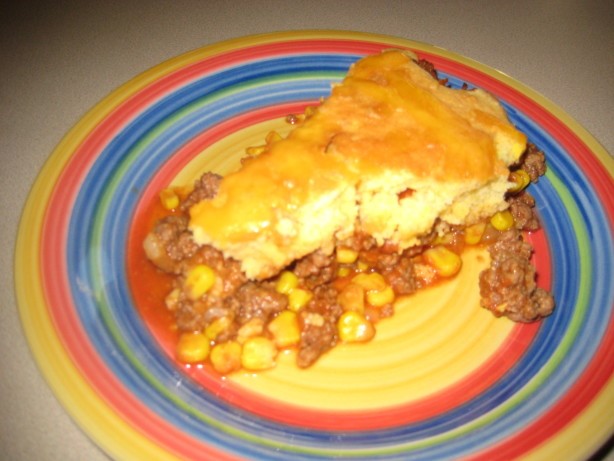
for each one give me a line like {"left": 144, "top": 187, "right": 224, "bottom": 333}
{"left": 15, "top": 31, "right": 614, "bottom": 460}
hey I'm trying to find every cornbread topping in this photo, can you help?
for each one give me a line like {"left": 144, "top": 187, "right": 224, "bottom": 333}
{"left": 189, "top": 50, "right": 527, "bottom": 279}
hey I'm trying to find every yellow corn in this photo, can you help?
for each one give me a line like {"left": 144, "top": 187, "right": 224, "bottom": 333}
{"left": 267, "top": 310, "right": 300, "bottom": 348}
{"left": 246, "top": 145, "right": 266, "bottom": 156}
{"left": 288, "top": 288, "right": 313, "bottom": 311}
{"left": 423, "top": 246, "right": 462, "bottom": 277}
{"left": 210, "top": 341, "right": 242, "bottom": 374}
{"left": 336, "top": 247, "right": 358, "bottom": 264}
{"left": 265, "top": 130, "right": 282, "bottom": 144}
{"left": 241, "top": 336, "right": 277, "bottom": 371}
{"left": 276, "top": 271, "right": 299, "bottom": 294}
{"left": 337, "top": 267, "right": 351, "bottom": 277}
{"left": 490, "top": 210, "right": 515, "bottom": 231}
{"left": 205, "top": 316, "right": 233, "bottom": 341}
{"left": 176, "top": 332, "right": 210, "bottom": 363}
{"left": 356, "top": 261, "right": 370, "bottom": 272}
{"left": 433, "top": 232, "right": 455, "bottom": 246}
{"left": 338, "top": 283, "right": 365, "bottom": 313}
{"left": 159, "top": 188, "right": 180, "bottom": 210}
{"left": 338, "top": 311, "right": 375, "bottom": 343}
{"left": 184, "top": 264, "right": 216, "bottom": 300}
{"left": 366, "top": 286, "right": 395, "bottom": 307}
{"left": 509, "top": 169, "right": 531, "bottom": 192}
{"left": 464, "top": 222, "right": 487, "bottom": 245}
{"left": 237, "top": 318, "right": 264, "bottom": 343}
{"left": 351, "top": 272, "right": 387, "bottom": 292}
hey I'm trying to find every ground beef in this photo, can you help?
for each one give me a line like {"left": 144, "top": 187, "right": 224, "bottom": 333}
{"left": 192, "top": 245, "right": 247, "bottom": 293}
{"left": 417, "top": 58, "right": 449, "bottom": 86}
{"left": 146, "top": 215, "right": 198, "bottom": 273}
{"left": 479, "top": 230, "right": 554, "bottom": 322}
{"left": 174, "top": 297, "right": 213, "bottom": 332}
{"left": 518, "top": 143, "right": 547, "bottom": 182}
{"left": 308, "top": 285, "right": 344, "bottom": 317}
{"left": 180, "top": 172, "right": 222, "bottom": 211}
{"left": 231, "top": 282, "right": 288, "bottom": 325}
{"left": 344, "top": 234, "right": 423, "bottom": 295}
{"left": 379, "top": 254, "right": 417, "bottom": 295}
{"left": 417, "top": 59, "right": 438, "bottom": 80}
{"left": 144, "top": 173, "right": 223, "bottom": 274}
{"left": 293, "top": 250, "right": 338, "bottom": 289}
{"left": 297, "top": 313, "right": 338, "bottom": 368}
{"left": 508, "top": 191, "right": 540, "bottom": 231}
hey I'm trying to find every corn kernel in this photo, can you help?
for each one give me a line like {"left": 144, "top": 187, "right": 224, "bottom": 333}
{"left": 464, "top": 222, "right": 487, "bottom": 245}
{"left": 241, "top": 336, "right": 277, "bottom": 371}
{"left": 205, "top": 316, "right": 233, "bottom": 341}
{"left": 288, "top": 288, "right": 313, "bottom": 311}
{"left": 159, "top": 188, "right": 180, "bottom": 210}
{"left": 433, "top": 232, "right": 455, "bottom": 246}
{"left": 210, "top": 341, "right": 242, "bottom": 374}
{"left": 185, "top": 264, "right": 216, "bottom": 300}
{"left": 351, "top": 272, "right": 387, "bottom": 292}
{"left": 490, "top": 210, "right": 515, "bottom": 231}
{"left": 176, "top": 332, "right": 210, "bottom": 363}
{"left": 237, "top": 318, "right": 264, "bottom": 343}
{"left": 338, "top": 283, "right": 365, "bottom": 313}
{"left": 336, "top": 247, "right": 358, "bottom": 264}
{"left": 265, "top": 130, "right": 282, "bottom": 144}
{"left": 509, "top": 169, "right": 531, "bottom": 192}
{"left": 267, "top": 310, "right": 300, "bottom": 348}
{"left": 337, "top": 267, "right": 351, "bottom": 277}
{"left": 366, "top": 286, "right": 395, "bottom": 307}
{"left": 276, "top": 271, "right": 298, "bottom": 294}
{"left": 356, "top": 261, "right": 370, "bottom": 272}
{"left": 423, "top": 246, "right": 462, "bottom": 277}
{"left": 338, "top": 311, "right": 375, "bottom": 343}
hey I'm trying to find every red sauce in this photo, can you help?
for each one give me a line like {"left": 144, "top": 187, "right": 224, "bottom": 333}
{"left": 126, "top": 198, "right": 178, "bottom": 350}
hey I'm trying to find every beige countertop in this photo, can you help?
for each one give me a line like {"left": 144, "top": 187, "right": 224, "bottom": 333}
{"left": 1, "top": 1, "right": 612, "bottom": 460}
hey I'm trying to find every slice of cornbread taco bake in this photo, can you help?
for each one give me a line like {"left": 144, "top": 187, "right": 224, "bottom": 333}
{"left": 143, "top": 49, "right": 554, "bottom": 374}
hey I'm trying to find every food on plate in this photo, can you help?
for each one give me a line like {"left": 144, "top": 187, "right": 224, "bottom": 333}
{"left": 142, "top": 50, "right": 554, "bottom": 374}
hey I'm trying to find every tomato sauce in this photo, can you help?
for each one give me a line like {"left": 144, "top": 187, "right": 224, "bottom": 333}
{"left": 126, "top": 197, "right": 178, "bottom": 350}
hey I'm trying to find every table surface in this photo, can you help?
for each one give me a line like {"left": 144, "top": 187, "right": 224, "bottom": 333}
{"left": 1, "top": 1, "right": 612, "bottom": 460}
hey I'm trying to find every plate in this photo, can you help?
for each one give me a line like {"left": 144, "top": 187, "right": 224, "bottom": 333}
{"left": 15, "top": 30, "right": 614, "bottom": 460}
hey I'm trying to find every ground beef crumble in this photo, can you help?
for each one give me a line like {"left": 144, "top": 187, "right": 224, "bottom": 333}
{"left": 478, "top": 142, "right": 554, "bottom": 321}
{"left": 479, "top": 229, "right": 554, "bottom": 322}
{"left": 180, "top": 172, "right": 222, "bottom": 211}
{"left": 519, "top": 143, "right": 548, "bottom": 182}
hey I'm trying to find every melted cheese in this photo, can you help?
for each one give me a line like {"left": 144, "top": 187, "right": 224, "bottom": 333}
{"left": 189, "top": 50, "right": 527, "bottom": 279}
